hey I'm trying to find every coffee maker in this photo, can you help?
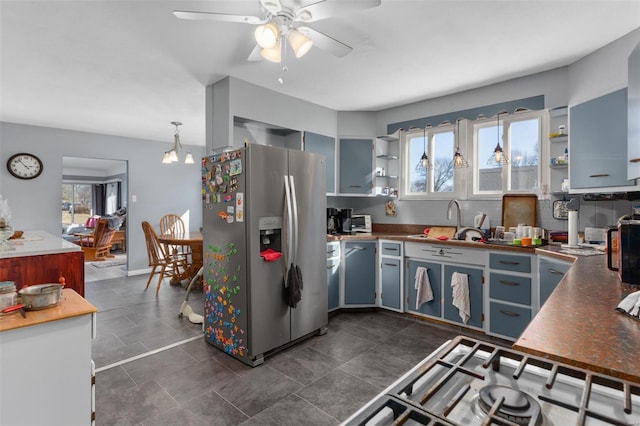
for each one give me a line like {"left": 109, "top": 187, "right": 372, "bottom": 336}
{"left": 327, "top": 208, "right": 353, "bottom": 234}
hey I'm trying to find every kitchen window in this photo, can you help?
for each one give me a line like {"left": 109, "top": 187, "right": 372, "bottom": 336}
{"left": 401, "top": 124, "right": 456, "bottom": 198}
{"left": 473, "top": 110, "right": 542, "bottom": 195}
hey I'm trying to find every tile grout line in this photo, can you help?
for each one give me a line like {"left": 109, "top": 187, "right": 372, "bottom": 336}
{"left": 95, "top": 334, "right": 203, "bottom": 373}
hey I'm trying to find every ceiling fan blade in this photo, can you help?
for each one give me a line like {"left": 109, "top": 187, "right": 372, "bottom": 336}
{"left": 298, "top": 26, "right": 352, "bottom": 57}
{"left": 247, "top": 45, "right": 264, "bottom": 61}
{"left": 297, "top": 0, "right": 381, "bottom": 22}
{"left": 172, "top": 10, "right": 267, "bottom": 25}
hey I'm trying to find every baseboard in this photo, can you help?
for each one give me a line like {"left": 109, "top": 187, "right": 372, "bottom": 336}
{"left": 127, "top": 268, "right": 151, "bottom": 277}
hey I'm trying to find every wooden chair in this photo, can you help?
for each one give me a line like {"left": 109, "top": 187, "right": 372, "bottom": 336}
{"left": 76, "top": 218, "right": 115, "bottom": 261}
{"left": 159, "top": 213, "right": 191, "bottom": 260}
{"left": 141, "top": 221, "right": 188, "bottom": 295}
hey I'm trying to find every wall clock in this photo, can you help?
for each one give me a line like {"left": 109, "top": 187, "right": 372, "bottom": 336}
{"left": 6, "top": 153, "right": 43, "bottom": 180}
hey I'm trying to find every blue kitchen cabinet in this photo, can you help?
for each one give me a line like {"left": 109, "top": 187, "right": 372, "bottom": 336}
{"left": 442, "top": 264, "right": 483, "bottom": 328}
{"left": 339, "top": 138, "right": 374, "bottom": 194}
{"left": 327, "top": 242, "right": 340, "bottom": 311}
{"left": 406, "top": 260, "right": 442, "bottom": 318}
{"left": 538, "top": 256, "right": 571, "bottom": 308}
{"left": 570, "top": 88, "right": 635, "bottom": 190}
{"left": 380, "top": 258, "right": 401, "bottom": 310}
{"left": 344, "top": 241, "right": 376, "bottom": 305}
{"left": 489, "top": 302, "right": 531, "bottom": 339}
{"left": 305, "top": 131, "right": 336, "bottom": 194}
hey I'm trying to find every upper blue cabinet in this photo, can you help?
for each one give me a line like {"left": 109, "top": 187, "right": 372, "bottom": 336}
{"left": 304, "top": 131, "right": 336, "bottom": 194}
{"left": 570, "top": 88, "right": 637, "bottom": 191}
{"left": 339, "top": 137, "right": 374, "bottom": 195}
{"left": 628, "top": 41, "right": 640, "bottom": 180}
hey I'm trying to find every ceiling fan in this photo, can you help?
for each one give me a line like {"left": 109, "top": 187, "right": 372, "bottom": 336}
{"left": 173, "top": 0, "right": 381, "bottom": 63}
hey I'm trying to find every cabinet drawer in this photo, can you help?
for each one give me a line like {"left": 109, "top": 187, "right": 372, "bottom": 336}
{"left": 380, "top": 242, "right": 401, "bottom": 256}
{"left": 490, "top": 302, "right": 531, "bottom": 339}
{"left": 326, "top": 242, "right": 340, "bottom": 259}
{"left": 489, "top": 253, "right": 531, "bottom": 273}
{"left": 405, "top": 242, "right": 484, "bottom": 266}
{"left": 489, "top": 272, "right": 531, "bottom": 305}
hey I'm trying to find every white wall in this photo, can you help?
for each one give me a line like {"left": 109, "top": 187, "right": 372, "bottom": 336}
{"left": 0, "top": 122, "right": 205, "bottom": 272}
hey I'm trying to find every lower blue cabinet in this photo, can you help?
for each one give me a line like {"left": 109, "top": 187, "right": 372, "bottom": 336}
{"left": 406, "top": 260, "right": 442, "bottom": 317}
{"left": 327, "top": 257, "right": 340, "bottom": 311}
{"left": 380, "top": 257, "right": 401, "bottom": 310}
{"left": 344, "top": 241, "right": 376, "bottom": 305}
{"left": 489, "top": 301, "right": 531, "bottom": 339}
{"left": 442, "top": 265, "right": 483, "bottom": 328}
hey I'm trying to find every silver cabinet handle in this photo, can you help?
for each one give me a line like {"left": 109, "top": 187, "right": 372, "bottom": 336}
{"left": 326, "top": 249, "right": 336, "bottom": 254}
{"left": 349, "top": 185, "right": 362, "bottom": 188}
{"left": 383, "top": 263, "right": 398, "bottom": 267}
{"left": 384, "top": 248, "right": 399, "bottom": 251}
{"left": 589, "top": 173, "right": 610, "bottom": 178}
{"left": 499, "top": 260, "right": 520, "bottom": 265}
{"left": 548, "top": 268, "right": 565, "bottom": 275}
{"left": 499, "top": 309, "right": 520, "bottom": 317}
{"left": 499, "top": 280, "right": 520, "bottom": 286}
{"left": 630, "top": 158, "right": 640, "bottom": 163}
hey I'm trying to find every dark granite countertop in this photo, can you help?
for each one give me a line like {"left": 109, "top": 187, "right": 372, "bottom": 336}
{"left": 516, "top": 246, "right": 640, "bottom": 383}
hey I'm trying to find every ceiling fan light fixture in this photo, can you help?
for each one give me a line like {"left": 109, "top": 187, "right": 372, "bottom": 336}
{"left": 255, "top": 22, "right": 279, "bottom": 48}
{"left": 261, "top": 42, "right": 281, "bottom": 62}
{"left": 288, "top": 28, "right": 313, "bottom": 58}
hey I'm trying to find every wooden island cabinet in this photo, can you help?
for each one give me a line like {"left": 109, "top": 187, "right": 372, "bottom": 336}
{"left": 0, "top": 230, "right": 85, "bottom": 296}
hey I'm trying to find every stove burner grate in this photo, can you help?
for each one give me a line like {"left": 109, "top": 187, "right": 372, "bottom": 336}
{"left": 478, "top": 385, "right": 542, "bottom": 425}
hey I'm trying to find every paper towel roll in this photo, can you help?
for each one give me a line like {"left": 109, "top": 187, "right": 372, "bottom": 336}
{"left": 568, "top": 210, "right": 578, "bottom": 247}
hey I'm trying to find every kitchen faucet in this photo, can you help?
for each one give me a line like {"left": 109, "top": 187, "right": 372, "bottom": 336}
{"left": 447, "top": 199, "right": 462, "bottom": 231}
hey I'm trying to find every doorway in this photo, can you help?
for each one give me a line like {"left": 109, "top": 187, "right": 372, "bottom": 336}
{"left": 62, "top": 157, "right": 128, "bottom": 281}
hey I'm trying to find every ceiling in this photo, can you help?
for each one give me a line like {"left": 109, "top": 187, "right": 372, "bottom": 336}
{"left": 1, "top": 0, "right": 639, "bottom": 148}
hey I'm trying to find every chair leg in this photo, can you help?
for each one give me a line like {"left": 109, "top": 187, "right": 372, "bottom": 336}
{"left": 156, "top": 265, "right": 167, "bottom": 295}
{"left": 145, "top": 266, "right": 158, "bottom": 290}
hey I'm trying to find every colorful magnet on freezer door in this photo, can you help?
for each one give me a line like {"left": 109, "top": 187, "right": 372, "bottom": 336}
{"left": 236, "top": 193, "right": 244, "bottom": 222}
{"left": 229, "top": 159, "right": 242, "bottom": 176}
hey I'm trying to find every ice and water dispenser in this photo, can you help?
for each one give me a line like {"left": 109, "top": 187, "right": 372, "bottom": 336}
{"left": 259, "top": 217, "right": 282, "bottom": 261}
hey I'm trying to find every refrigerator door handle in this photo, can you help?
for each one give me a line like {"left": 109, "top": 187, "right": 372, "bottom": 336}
{"left": 284, "top": 175, "right": 294, "bottom": 267}
{"left": 289, "top": 175, "right": 299, "bottom": 265}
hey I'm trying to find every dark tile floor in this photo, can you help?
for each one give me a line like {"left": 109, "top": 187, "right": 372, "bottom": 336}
{"left": 86, "top": 273, "right": 510, "bottom": 426}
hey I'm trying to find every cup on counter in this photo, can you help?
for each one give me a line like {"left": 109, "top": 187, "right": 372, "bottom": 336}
{"left": 523, "top": 226, "right": 532, "bottom": 238}
{"left": 503, "top": 232, "right": 515, "bottom": 242}
{"left": 512, "top": 238, "right": 522, "bottom": 246}
{"left": 495, "top": 226, "right": 505, "bottom": 240}
{"left": 532, "top": 238, "right": 542, "bottom": 246}
{"left": 521, "top": 237, "right": 532, "bottom": 247}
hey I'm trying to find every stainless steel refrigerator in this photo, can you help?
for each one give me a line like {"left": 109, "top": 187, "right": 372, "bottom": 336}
{"left": 201, "top": 144, "right": 327, "bottom": 366}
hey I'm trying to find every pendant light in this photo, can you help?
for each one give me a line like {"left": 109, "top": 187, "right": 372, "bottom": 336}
{"left": 416, "top": 126, "right": 432, "bottom": 170}
{"left": 453, "top": 119, "right": 468, "bottom": 168}
{"left": 162, "top": 122, "right": 194, "bottom": 164}
{"left": 487, "top": 112, "right": 508, "bottom": 166}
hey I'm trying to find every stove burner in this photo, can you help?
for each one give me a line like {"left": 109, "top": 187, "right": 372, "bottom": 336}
{"left": 478, "top": 385, "right": 542, "bottom": 426}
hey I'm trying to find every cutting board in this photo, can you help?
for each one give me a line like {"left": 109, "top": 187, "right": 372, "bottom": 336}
{"left": 426, "top": 226, "right": 456, "bottom": 239}
{"left": 502, "top": 194, "right": 538, "bottom": 229}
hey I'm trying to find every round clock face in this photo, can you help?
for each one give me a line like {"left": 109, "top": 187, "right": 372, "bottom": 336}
{"left": 7, "top": 153, "right": 43, "bottom": 180}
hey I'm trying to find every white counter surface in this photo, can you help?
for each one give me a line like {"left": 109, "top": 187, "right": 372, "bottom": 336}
{"left": 0, "top": 230, "right": 81, "bottom": 258}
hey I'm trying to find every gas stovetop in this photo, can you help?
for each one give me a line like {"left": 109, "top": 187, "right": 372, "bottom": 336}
{"left": 343, "top": 336, "right": 640, "bottom": 426}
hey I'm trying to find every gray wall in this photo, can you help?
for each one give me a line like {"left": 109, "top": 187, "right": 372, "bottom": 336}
{"left": 0, "top": 122, "right": 205, "bottom": 273}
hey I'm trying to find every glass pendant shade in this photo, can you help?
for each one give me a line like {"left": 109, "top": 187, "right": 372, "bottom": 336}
{"left": 288, "top": 29, "right": 313, "bottom": 58}
{"left": 255, "top": 22, "right": 279, "bottom": 48}
{"left": 184, "top": 152, "right": 195, "bottom": 164}
{"left": 453, "top": 148, "right": 469, "bottom": 168}
{"left": 261, "top": 42, "right": 282, "bottom": 62}
{"left": 162, "top": 152, "right": 172, "bottom": 164}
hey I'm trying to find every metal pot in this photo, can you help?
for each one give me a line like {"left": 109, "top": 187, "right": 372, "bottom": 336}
{"left": 18, "top": 283, "right": 64, "bottom": 310}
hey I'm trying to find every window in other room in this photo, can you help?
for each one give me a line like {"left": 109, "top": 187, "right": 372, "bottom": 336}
{"left": 402, "top": 124, "right": 455, "bottom": 198}
{"left": 473, "top": 110, "right": 542, "bottom": 195}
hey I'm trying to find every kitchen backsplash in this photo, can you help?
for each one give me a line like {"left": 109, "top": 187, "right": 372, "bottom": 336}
{"left": 329, "top": 196, "right": 633, "bottom": 233}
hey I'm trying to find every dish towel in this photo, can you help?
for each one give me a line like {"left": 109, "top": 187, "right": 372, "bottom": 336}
{"left": 616, "top": 290, "right": 640, "bottom": 321}
{"left": 451, "top": 272, "right": 470, "bottom": 324}
{"left": 415, "top": 266, "right": 433, "bottom": 309}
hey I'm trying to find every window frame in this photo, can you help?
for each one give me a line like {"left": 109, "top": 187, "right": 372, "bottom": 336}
{"left": 470, "top": 109, "right": 544, "bottom": 198}
{"left": 399, "top": 123, "right": 461, "bottom": 200}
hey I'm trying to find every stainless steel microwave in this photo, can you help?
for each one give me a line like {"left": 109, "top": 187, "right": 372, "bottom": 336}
{"left": 351, "top": 215, "right": 372, "bottom": 233}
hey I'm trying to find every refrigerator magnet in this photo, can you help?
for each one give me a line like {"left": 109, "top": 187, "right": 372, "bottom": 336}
{"left": 236, "top": 193, "right": 244, "bottom": 222}
{"left": 226, "top": 206, "right": 235, "bottom": 223}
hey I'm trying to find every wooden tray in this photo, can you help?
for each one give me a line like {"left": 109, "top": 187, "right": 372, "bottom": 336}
{"left": 501, "top": 194, "right": 538, "bottom": 229}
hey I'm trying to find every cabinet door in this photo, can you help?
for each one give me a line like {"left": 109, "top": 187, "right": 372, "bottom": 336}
{"left": 406, "top": 260, "right": 442, "bottom": 317}
{"left": 629, "top": 41, "right": 640, "bottom": 180}
{"left": 380, "top": 258, "right": 401, "bottom": 310}
{"left": 539, "top": 257, "right": 571, "bottom": 307}
{"left": 344, "top": 241, "right": 376, "bottom": 304}
{"left": 327, "top": 257, "right": 340, "bottom": 311}
{"left": 339, "top": 138, "right": 373, "bottom": 194}
{"left": 305, "top": 131, "right": 336, "bottom": 194}
{"left": 443, "top": 265, "right": 483, "bottom": 328}
{"left": 570, "top": 88, "right": 634, "bottom": 189}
